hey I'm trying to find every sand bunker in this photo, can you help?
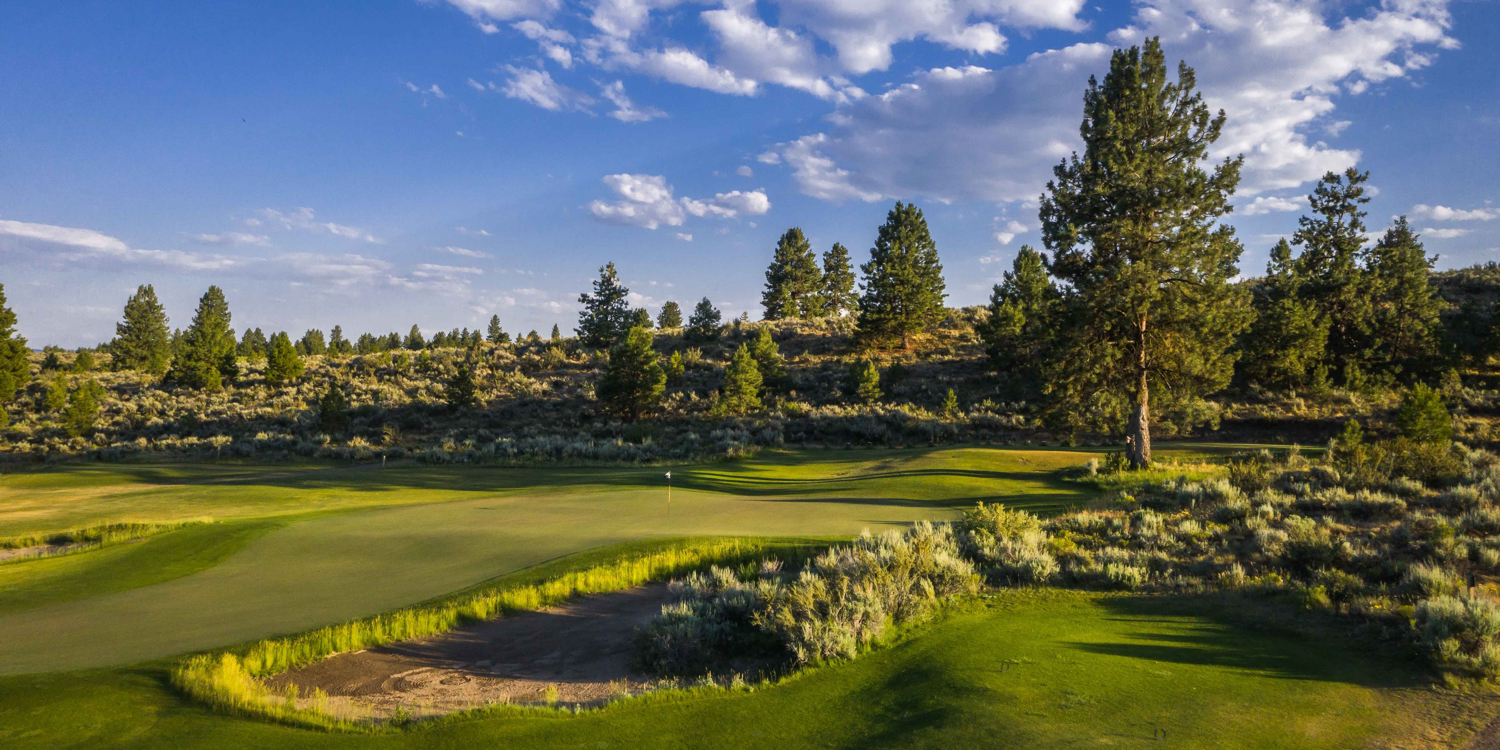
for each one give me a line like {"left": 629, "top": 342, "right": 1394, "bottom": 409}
{"left": 0, "top": 542, "right": 92, "bottom": 563}
{"left": 266, "top": 584, "right": 675, "bottom": 718}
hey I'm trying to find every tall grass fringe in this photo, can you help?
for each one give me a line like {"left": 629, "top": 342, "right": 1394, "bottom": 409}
{"left": 170, "top": 537, "right": 818, "bottom": 730}
{"left": 0, "top": 519, "right": 209, "bottom": 554}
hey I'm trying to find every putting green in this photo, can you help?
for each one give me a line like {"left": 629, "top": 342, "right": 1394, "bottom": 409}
{"left": 0, "top": 590, "right": 1488, "bottom": 748}
{"left": 0, "top": 447, "right": 1098, "bottom": 674}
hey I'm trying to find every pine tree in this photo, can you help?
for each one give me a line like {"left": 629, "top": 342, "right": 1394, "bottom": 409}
{"left": 1292, "top": 168, "right": 1373, "bottom": 384}
{"left": 855, "top": 202, "right": 947, "bottom": 347}
{"left": 1039, "top": 38, "right": 1252, "bottom": 467}
{"left": 46, "top": 373, "right": 68, "bottom": 412}
{"left": 404, "top": 325, "right": 426, "bottom": 350}
{"left": 941, "top": 388, "right": 960, "bottom": 418}
{"left": 328, "top": 325, "right": 351, "bottom": 358}
{"left": 576, "top": 262, "right": 633, "bottom": 348}
{"left": 715, "top": 343, "right": 762, "bottom": 415}
{"left": 297, "top": 329, "right": 327, "bottom": 356}
{"left": 445, "top": 363, "right": 479, "bottom": 409}
{"left": 486, "top": 315, "right": 509, "bottom": 344}
{"left": 550, "top": 324, "right": 562, "bottom": 342}
{"left": 665, "top": 350, "right": 686, "bottom": 383}
{"left": 111, "top": 284, "right": 170, "bottom": 375}
{"left": 979, "top": 246, "right": 1058, "bottom": 397}
{"left": 632, "top": 308, "right": 654, "bottom": 330}
{"left": 0, "top": 284, "right": 31, "bottom": 403}
{"left": 1240, "top": 239, "right": 1329, "bottom": 390}
{"left": 597, "top": 326, "right": 666, "bottom": 421}
{"left": 821, "top": 243, "right": 857, "bottom": 317}
{"left": 527, "top": 330, "right": 541, "bottom": 343}
{"left": 749, "top": 327, "right": 785, "bottom": 388}
{"left": 263, "top": 332, "right": 304, "bottom": 386}
{"left": 317, "top": 383, "right": 351, "bottom": 435}
{"left": 72, "top": 350, "right": 96, "bottom": 372}
{"left": 1365, "top": 217, "right": 1443, "bottom": 379}
{"left": 41, "top": 352, "right": 62, "bottom": 371}
{"left": 167, "top": 286, "right": 238, "bottom": 391}
{"left": 64, "top": 380, "right": 100, "bottom": 438}
{"left": 763, "top": 227, "right": 823, "bottom": 319}
{"left": 657, "top": 301, "right": 683, "bottom": 329}
{"left": 687, "top": 298, "right": 722, "bottom": 342}
{"left": 851, "top": 359, "right": 881, "bottom": 403}
{"left": 239, "top": 328, "right": 268, "bottom": 361}
{"left": 1394, "top": 383, "right": 1451, "bottom": 444}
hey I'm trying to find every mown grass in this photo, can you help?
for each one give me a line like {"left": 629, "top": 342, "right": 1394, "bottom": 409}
{"left": 172, "top": 536, "right": 827, "bottom": 729}
{"left": 1, "top": 588, "right": 1491, "bottom": 749}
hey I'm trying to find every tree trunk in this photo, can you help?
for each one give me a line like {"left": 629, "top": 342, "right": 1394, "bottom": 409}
{"left": 1126, "top": 323, "right": 1151, "bottom": 469}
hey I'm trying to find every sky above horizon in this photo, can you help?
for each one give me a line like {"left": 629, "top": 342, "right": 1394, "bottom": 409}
{"left": 2, "top": 0, "right": 1498, "bottom": 348}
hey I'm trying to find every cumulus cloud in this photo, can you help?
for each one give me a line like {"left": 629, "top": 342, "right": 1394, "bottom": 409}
{"left": 258, "top": 207, "right": 383, "bottom": 243}
{"left": 514, "top": 19, "right": 576, "bottom": 66}
{"left": 277, "top": 253, "right": 392, "bottom": 287}
{"left": 588, "top": 174, "right": 771, "bottom": 229}
{"left": 754, "top": 0, "right": 1457, "bottom": 203}
{"left": 735, "top": 165, "right": 753, "bottom": 177}
{"left": 1241, "top": 196, "right": 1305, "bottom": 216}
{"left": 0, "top": 219, "right": 239, "bottom": 271}
{"left": 994, "top": 220, "right": 1028, "bottom": 245}
{"left": 1421, "top": 227, "right": 1471, "bottom": 239}
{"left": 675, "top": 232, "right": 693, "bottom": 241}
{"left": 192, "top": 231, "right": 271, "bottom": 247}
{"left": 1412, "top": 204, "right": 1499, "bottom": 221}
{"left": 499, "top": 65, "right": 594, "bottom": 112}
{"left": 442, "top": 0, "right": 563, "bottom": 33}
{"left": 599, "top": 80, "right": 666, "bottom": 122}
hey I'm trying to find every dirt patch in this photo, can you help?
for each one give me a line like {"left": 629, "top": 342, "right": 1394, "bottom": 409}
{"left": 266, "top": 584, "right": 675, "bottom": 719}
{"left": 0, "top": 542, "right": 92, "bottom": 563}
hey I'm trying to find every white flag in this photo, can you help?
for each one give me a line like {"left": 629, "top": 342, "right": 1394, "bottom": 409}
{"left": 665, "top": 471, "right": 672, "bottom": 479}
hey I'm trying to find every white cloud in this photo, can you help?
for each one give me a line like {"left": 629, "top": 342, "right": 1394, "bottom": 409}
{"left": 278, "top": 253, "right": 392, "bottom": 286}
{"left": 404, "top": 81, "right": 447, "bottom": 102}
{"left": 434, "top": 246, "right": 490, "bottom": 258}
{"left": 994, "top": 220, "right": 1028, "bottom": 245}
{"left": 0, "top": 219, "right": 239, "bottom": 271}
{"left": 456, "top": 226, "right": 491, "bottom": 236}
{"left": 414, "top": 263, "right": 484, "bottom": 277}
{"left": 499, "top": 65, "right": 594, "bottom": 112}
{"left": 1240, "top": 196, "right": 1304, "bottom": 216}
{"left": 585, "top": 36, "right": 759, "bottom": 95}
{"left": 513, "top": 19, "right": 576, "bottom": 66}
{"left": 756, "top": 151, "right": 781, "bottom": 165}
{"left": 1412, "top": 204, "right": 1499, "bottom": 221}
{"left": 588, "top": 174, "right": 771, "bottom": 229}
{"left": 599, "top": 80, "right": 666, "bottom": 122}
{"left": 675, "top": 232, "right": 693, "bottom": 241}
{"left": 257, "top": 207, "right": 382, "bottom": 243}
{"left": 467, "top": 77, "right": 486, "bottom": 91}
{"left": 736, "top": 165, "right": 753, "bottom": 177}
{"left": 755, "top": 1, "right": 1457, "bottom": 203}
{"left": 440, "top": 0, "right": 563, "bottom": 32}
{"left": 1421, "top": 227, "right": 1471, "bottom": 239}
{"left": 192, "top": 231, "right": 271, "bottom": 247}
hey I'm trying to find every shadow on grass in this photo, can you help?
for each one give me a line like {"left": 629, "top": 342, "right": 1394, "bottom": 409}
{"left": 1066, "top": 596, "right": 1428, "bottom": 690}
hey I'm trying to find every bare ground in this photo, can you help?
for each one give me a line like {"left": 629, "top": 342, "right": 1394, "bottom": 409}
{"left": 266, "top": 584, "right": 675, "bottom": 719}
{"left": 0, "top": 541, "right": 93, "bottom": 563}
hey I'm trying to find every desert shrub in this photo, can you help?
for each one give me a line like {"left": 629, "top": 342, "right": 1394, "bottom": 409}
{"left": 957, "top": 503, "right": 1055, "bottom": 584}
{"left": 1401, "top": 563, "right": 1464, "bottom": 600}
{"left": 1463, "top": 507, "right": 1500, "bottom": 537}
{"left": 1414, "top": 595, "right": 1500, "bottom": 679}
{"left": 1227, "top": 453, "right": 1276, "bottom": 493}
{"left": 1103, "top": 563, "right": 1146, "bottom": 590}
{"left": 633, "top": 565, "right": 783, "bottom": 676}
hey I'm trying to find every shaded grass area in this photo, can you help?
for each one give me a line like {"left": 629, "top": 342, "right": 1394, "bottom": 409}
{"left": 0, "top": 520, "right": 283, "bottom": 617}
{"left": 1, "top": 589, "right": 1490, "bottom": 749}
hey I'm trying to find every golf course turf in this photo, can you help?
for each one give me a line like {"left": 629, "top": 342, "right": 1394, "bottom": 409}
{"left": 0, "top": 446, "right": 1494, "bottom": 747}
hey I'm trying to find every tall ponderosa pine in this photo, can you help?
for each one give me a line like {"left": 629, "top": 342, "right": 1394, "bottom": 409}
{"left": 1291, "top": 168, "right": 1373, "bottom": 383}
{"left": 657, "top": 301, "right": 683, "bottom": 329}
{"left": 686, "top": 298, "right": 722, "bottom": 342}
{"left": 597, "top": 326, "right": 666, "bottom": 421}
{"left": 715, "top": 343, "right": 762, "bottom": 415}
{"left": 446, "top": 362, "right": 478, "bottom": 409}
{"left": 632, "top": 308, "right": 654, "bottom": 330}
{"left": 821, "top": 243, "right": 857, "bottom": 317}
{"left": 979, "top": 246, "right": 1057, "bottom": 397}
{"left": 855, "top": 202, "right": 947, "bottom": 347}
{"left": 550, "top": 324, "right": 562, "bottom": 342}
{"left": 486, "top": 315, "right": 510, "bottom": 344}
{"left": 297, "top": 329, "right": 327, "bottom": 356}
{"left": 576, "top": 262, "right": 634, "bottom": 348}
{"left": 404, "top": 325, "right": 426, "bottom": 350}
{"left": 749, "top": 327, "right": 786, "bottom": 387}
{"left": 763, "top": 227, "right": 823, "bottom": 319}
{"left": 1039, "top": 38, "right": 1252, "bottom": 467}
{"left": 0, "top": 283, "right": 31, "bottom": 402}
{"left": 263, "top": 332, "right": 304, "bottom": 386}
{"left": 1366, "top": 217, "right": 1443, "bottom": 379}
{"left": 328, "top": 325, "right": 351, "bottom": 358}
{"left": 167, "top": 286, "right": 239, "bottom": 391}
{"left": 112, "top": 284, "right": 170, "bottom": 375}
{"left": 1240, "top": 240, "right": 1329, "bottom": 390}
{"left": 239, "top": 328, "right": 268, "bottom": 360}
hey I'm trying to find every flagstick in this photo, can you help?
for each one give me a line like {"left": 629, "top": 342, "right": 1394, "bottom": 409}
{"left": 665, "top": 470, "right": 672, "bottom": 518}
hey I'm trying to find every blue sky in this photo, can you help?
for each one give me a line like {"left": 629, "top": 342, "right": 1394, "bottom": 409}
{"left": 2, "top": 0, "right": 1497, "bottom": 347}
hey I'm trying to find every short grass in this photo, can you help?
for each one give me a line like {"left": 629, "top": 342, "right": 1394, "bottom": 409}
{"left": 0, "top": 588, "right": 1490, "bottom": 749}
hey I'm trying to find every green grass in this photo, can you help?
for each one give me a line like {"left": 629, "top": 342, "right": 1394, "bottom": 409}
{"left": 0, "top": 589, "right": 1489, "bottom": 749}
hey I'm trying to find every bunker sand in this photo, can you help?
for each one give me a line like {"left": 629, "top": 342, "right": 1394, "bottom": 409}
{"left": 268, "top": 584, "right": 673, "bottom": 718}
